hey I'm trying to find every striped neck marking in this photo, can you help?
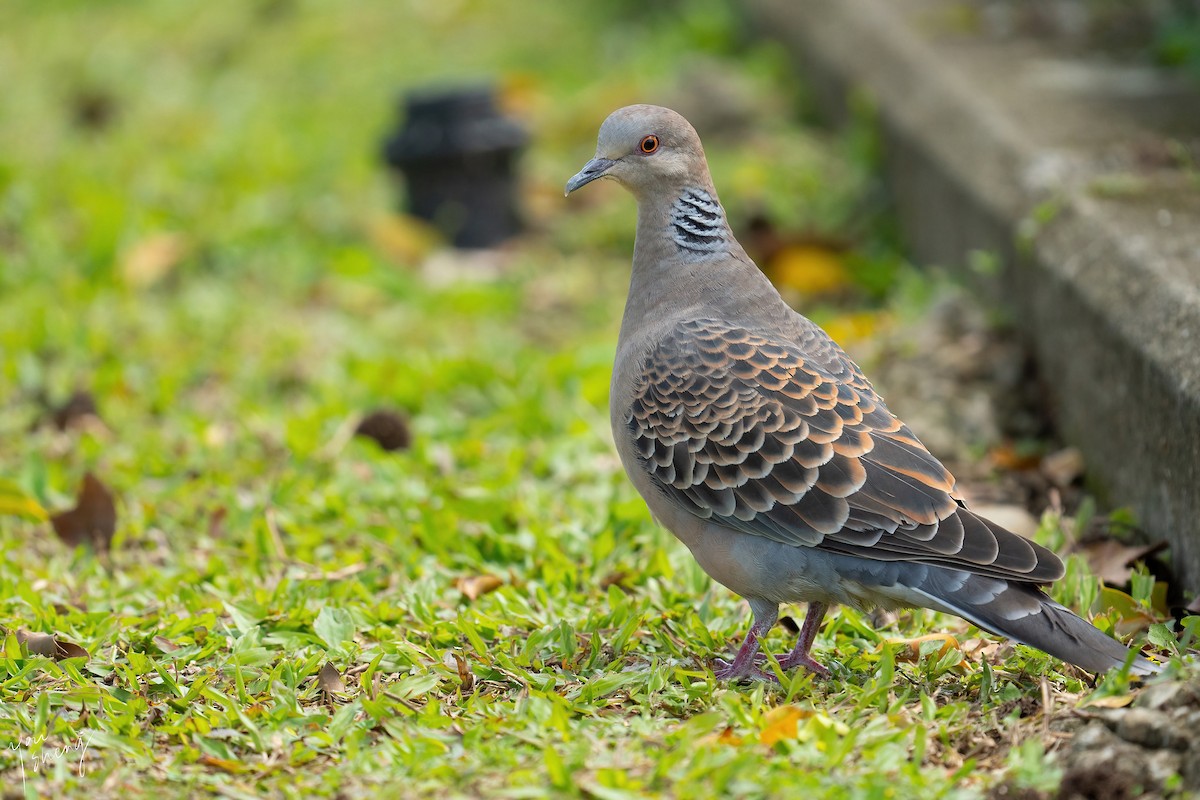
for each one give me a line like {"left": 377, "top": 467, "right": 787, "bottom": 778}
{"left": 670, "top": 188, "right": 726, "bottom": 255}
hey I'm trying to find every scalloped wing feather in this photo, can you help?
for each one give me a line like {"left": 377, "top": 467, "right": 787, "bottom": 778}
{"left": 628, "top": 318, "right": 1064, "bottom": 584}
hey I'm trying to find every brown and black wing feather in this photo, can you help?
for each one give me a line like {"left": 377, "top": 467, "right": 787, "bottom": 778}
{"left": 628, "top": 317, "right": 1064, "bottom": 584}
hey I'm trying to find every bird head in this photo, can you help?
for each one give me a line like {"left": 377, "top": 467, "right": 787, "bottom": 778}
{"left": 565, "top": 105, "right": 711, "bottom": 200}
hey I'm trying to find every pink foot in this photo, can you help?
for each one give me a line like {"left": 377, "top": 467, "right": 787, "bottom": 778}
{"left": 713, "top": 657, "right": 777, "bottom": 683}
{"left": 776, "top": 650, "right": 831, "bottom": 677}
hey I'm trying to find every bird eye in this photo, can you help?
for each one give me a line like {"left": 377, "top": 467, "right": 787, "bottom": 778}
{"left": 639, "top": 135, "right": 660, "bottom": 154}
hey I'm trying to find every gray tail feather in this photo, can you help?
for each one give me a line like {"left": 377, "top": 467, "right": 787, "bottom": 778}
{"left": 910, "top": 574, "right": 1158, "bottom": 676}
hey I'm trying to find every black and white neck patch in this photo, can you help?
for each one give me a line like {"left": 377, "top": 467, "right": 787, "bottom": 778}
{"left": 670, "top": 188, "right": 726, "bottom": 255}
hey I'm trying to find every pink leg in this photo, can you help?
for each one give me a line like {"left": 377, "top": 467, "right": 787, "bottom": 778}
{"left": 776, "top": 601, "right": 830, "bottom": 677}
{"left": 714, "top": 598, "right": 777, "bottom": 682}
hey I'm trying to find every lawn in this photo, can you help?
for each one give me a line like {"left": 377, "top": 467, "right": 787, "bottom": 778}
{"left": 0, "top": 1, "right": 1193, "bottom": 797}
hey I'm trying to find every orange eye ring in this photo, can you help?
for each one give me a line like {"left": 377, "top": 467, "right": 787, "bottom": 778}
{"left": 639, "top": 135, "right": 660, "bottom": 154}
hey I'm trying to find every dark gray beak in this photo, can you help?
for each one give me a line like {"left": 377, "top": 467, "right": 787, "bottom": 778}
{"left": 564, "top": 157, "right": 615, "bottom": 196}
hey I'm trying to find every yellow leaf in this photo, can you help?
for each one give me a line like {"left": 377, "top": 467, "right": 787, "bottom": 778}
{"left": 885, "top": 633, "right": 961, "bottom": 664}
{"left": 0, "top": 480, "right": 48, "bottom": 521}
{"left": 759, "top": 705, "right": 811, "bottom": 746}
{"left": 767, "top": 244, "right": 850, "bottom": 297}
{"left": 199, "top": 754, "right": 247, "bottom": 774}
{"left": 1081, "top": 692, "right": 1136, "bottom": 709}
{"left": 717, "top": 727, "right": 742, "bottom": 746}
{"left": 368, "top": 214, "right": 442, "bottom": 267}
{"left": 121, "top": 232, "right": 188, "bottom": 287}
{"left": 700, "top": 726, "right": 743, "bottom": 747}
{"left": 821, "top": 312, "right": 883, "bottom": 347}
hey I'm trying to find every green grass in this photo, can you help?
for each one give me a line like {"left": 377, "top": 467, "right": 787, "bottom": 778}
{"left": 0, "top": 1, "right": 1192, "bottom": 797}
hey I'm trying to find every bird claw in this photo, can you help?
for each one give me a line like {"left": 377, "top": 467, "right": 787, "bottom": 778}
{"left": 713, "top": 657, "right": 777, "bottom": 683}
{"left": 713, "top": 652, "right": 831, "bottom": 682}
{"left": 776, "top": 651, "right": 831, "bottom": 677}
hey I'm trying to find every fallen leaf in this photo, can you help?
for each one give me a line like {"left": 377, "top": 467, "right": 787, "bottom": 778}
{"left": 456, "top": 574, "right": 503, "bottom": 601}
{"left": 50, "top": 472, "right": 117, "bottom": 552}
{"left": 1040, "top": 447, "right": 1085, "bottom": 487}
{"left": 717, "top": 727, "right": 743, "bottom": 746}
{"left": 886, "top": 633, "right": 961, "bottom": 663}
{"left": 317, "top": 662, "right": 345, "bottom": 694}
{"left": 700, "top": 726, "right": 743, "bottom": 747}
{"left": 120, "top": 232, "right": 188, "bottom": 287}
{"left": 1076, "top": 538, "right": 1169, "bottom": 587}
{"left": 198, "top": 754, "right": 247, "bottom": 774}
{"left": 154, "top": 636, "right": 181, "bottom": 653}
{"left": 759, "top": 705, "right": 811, "bottom": 746}
{"left": 207, "top": 506, "right": 228, "bottom": 539}
{"left": 960, "top": 637, "right": 1004, "bottom": 663}
{"left": 988, "top": 441, "right": 1042, "bottom": 472}
{"left": 968, "top": 503, "right": 1039, "bottom": 540}
{"left": 778, "top": 616, "right": 800, "bottom": 635}
{"left": 354, "top": 409, "right": 412, "bottom": 452}
{"left": 452, "top": 653, "right": 475, "bottom": 693}
{"left": 1081, "top": 693, "right": 1136, "bottom": 709}
{"left": 17, "top": 630, "right": 88, "bottom": 661}
{"left": 766, "top": 244, "right": 852, "bottom": 298}
{"left": 70, "top": 85, "right": 118, "bottom": 131}
{"left": 821, "top": 311, "right": 882, "bottom": 347}
{"left": 368, "top": 214, "right": 442, "bottom": 266}
{"left": 17, "top": 630, "right": 56, "bottom": 657}
{"left": 54, "top": 639, "right": 88, "bottom": 660}
{"left": 598, "top": 571, "right": 629, "bottom": 590}
{"left": 48, "top": 390, "right": 101, "bottom": 432}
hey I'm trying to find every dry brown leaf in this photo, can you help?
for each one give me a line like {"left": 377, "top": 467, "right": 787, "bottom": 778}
{"left": 121, "top": 232, "right": 188, "bottom": 287}
{"left": 960, "top": 637, "right": 1005, "bottom": 663}
{"left": 317, "top": 661, "right": 345, "bottom": 694}
{"left": 154, "top": 636, "right": 181, "bottom": 653}
{"left": 198, "top": 754, "right": 247, "bottom": 774}
{"left": 598, "top": 570, "right": 629, "bottom": 589}
{"left": 1040, "top": 447, "right": 1085, "bottom": 487}
{"left": 967, "top": 504, "right": 1039, "bottom": 540}
{"left": 49, "top": 390, "right": 101, "bottom": 432}
{"left": 354, "top": 409, "right": 412, "bottom": 452}
{"left": 717, "top": 727, "right": 743, "bottom": 746}
{"left": 51, "top": 472, "right": 117, "bottom": 552}
{"left": 1080, "top": 693, "right": 1136, "bottom": 709}
{"left": 17, "top": 630, "right": 56, "bottom": 657}
{"left": 988, "top": 442, "right": 1042, "bottom": 472}
{"left": 453, "top": 653, "right": 475, "bottom": 693}
{"left": 54, "top": 639, "right": 88, "bottom": 660}
{"left": 207, "top": 506, "right": 228, "bottom": 539}
{"left": 887, "top": 633, "right": 961, "bottom": 664}
{"left": 17, "top": 629, "right": 88, "bottom": 661}
{"left": 456, "top": 574, "right": 503, "bottom": 601}
{"left": 759, "top": 705, "right": 811, "bottom": 746}
{"left": 1077, "top": 539, "right": 1168, "bottom": 586}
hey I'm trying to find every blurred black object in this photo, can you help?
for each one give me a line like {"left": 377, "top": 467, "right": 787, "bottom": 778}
{"left": 382, "top": 86, "right": 527, "bottom": 249}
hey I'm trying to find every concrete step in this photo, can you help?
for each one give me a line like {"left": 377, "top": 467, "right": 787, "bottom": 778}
{"left": 747, "top": 0, "right": 1200, "bottom": 587}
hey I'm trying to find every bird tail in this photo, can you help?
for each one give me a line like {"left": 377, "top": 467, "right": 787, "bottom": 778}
{"left": 909, "top": 569, "right": 1158, "bottom": 676}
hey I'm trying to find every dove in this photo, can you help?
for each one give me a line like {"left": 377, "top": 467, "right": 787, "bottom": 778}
{"left": 565, "top": 104, "right": 1156, "bottom": 681}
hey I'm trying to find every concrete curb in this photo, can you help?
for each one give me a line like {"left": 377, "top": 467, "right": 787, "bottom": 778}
{"left": 747, "top": 0, "right": 1200, "bottom": 586}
